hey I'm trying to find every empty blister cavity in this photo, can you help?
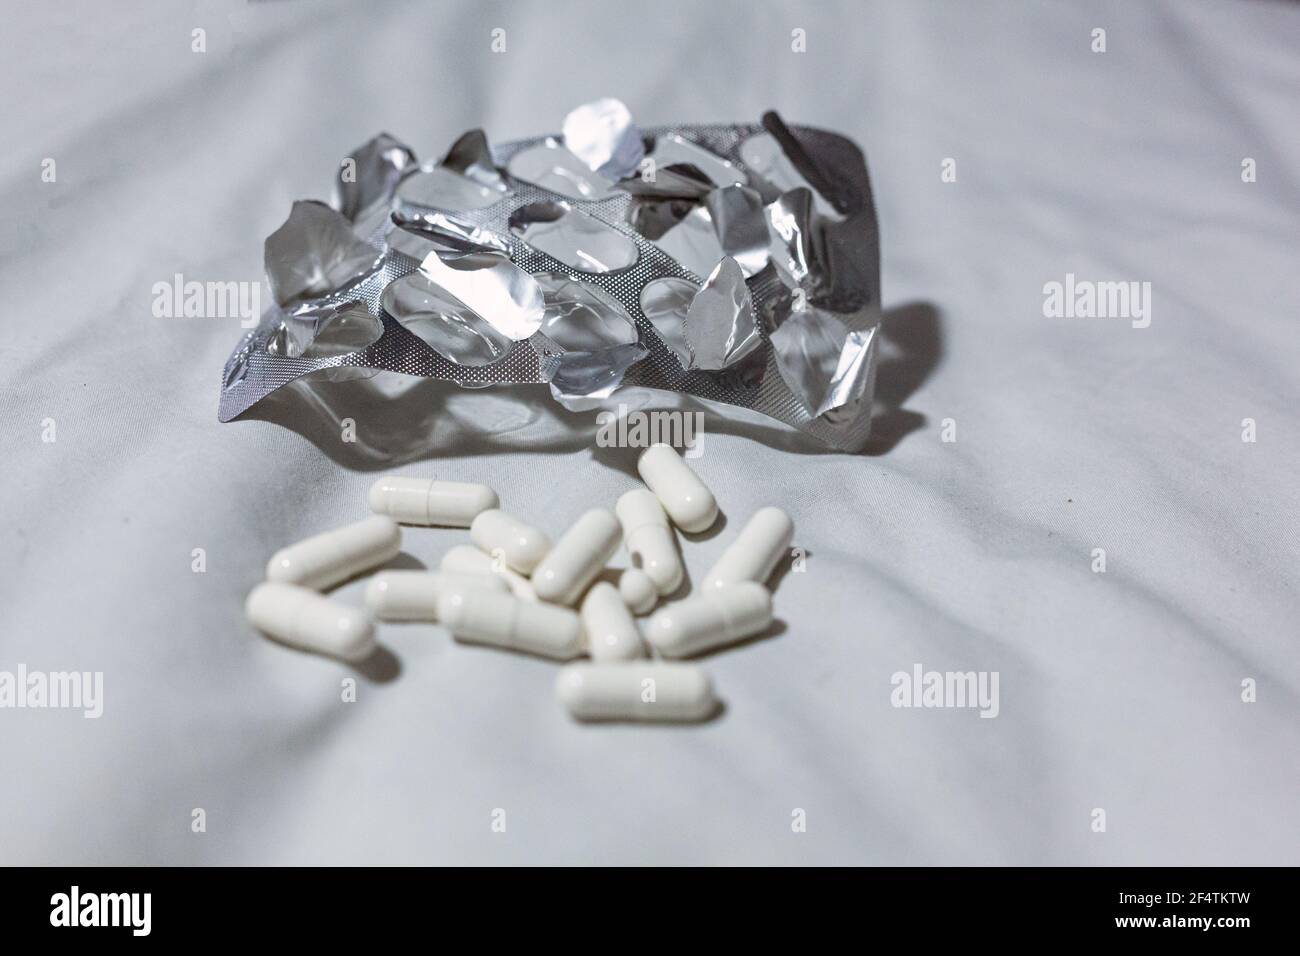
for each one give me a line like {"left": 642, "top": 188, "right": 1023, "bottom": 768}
{"left": 381, "top": 270, "right": 514, "bottom": 367}
{"left": 264, "top": 200, "right": 383, "bottom": 307}
{"left": 638, "top": 278, "right": 696, "bottom": 367}
{"left": 509, "top": 202, "right": 637, "bottom": 273}
{"left": 536, "top": 274, "right": 637, "bottom": 351}
{"left": 266, "top": 300, "right": 382, "bottom": 359}
{"left": 397, "top": 167, "right": 503, "bottom": 212}
{"left": 535, "top": 273, "right": 646, "bottom": 399}
{"left": 507, "top": 140, "right": 620, "bottom": 201}
{"left": 647, "top": 134, "right": 745, "bottom": 188}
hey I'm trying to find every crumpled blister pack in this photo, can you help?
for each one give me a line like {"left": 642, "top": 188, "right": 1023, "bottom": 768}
{"left": 218, "top": 100, "right": 881, "bottom": 451}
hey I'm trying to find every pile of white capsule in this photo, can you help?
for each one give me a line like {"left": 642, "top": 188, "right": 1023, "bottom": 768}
{"left": 245, "top": 443, "right": 793, "bottom": 723}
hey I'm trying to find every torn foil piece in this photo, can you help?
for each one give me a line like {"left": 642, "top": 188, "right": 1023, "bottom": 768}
{"left": 416, "top": 250, "right": 544, "bottom": 341}
{"left": 441, "top": 129, "right": 509, "bottom": 193}
{"left": 617, "top": 163, "right": 713, "bottom": 200}
{"left": 333, "top": 132, "right": 416, "bottom": 224}
{"left": 561, "top": 98, "right": 644, "bottom": 181}
{"left": 396, "top": 166, "right": 503, "bottom": 212}
{"left": 705, "top": 184, "right": 771, "bottom": 278}
{"left": 770, "top": 306, "right": 876, "bottom": 417}
{"left": 390, "top": 209, "right": 509, "bottom": 254}
{"left": 765, "top": 187, "right": 820, "bottom": 290}
{"left": 264, "top": 200, "right": 383, "bottom": 307}
{"left": 268, "top": 300, "right": 383, "bottom": 359}
{"left": 682, "top": 257, "right": 762, "bottom": 370}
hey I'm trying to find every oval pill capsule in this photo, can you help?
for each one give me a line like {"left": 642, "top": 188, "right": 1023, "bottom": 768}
{"left": 618, "top": 567, "right": 658, "bottom": 615}
{"left": 701, "top": 506, "right": 794, "bottom": 591}
{"left": 246, "top": 582, "right": 376, "bottom": 662}
{"left": 266, "top": 515, "right": 400, "bottom": 591}
{"left": 469, "top": 509, "right": 551, "bottom": 575}
{"left": 646, "top": 582, "right": 772, "bottom": 658}
{"left": 636, "top": 443, "right": 718, "bottom": 533}
{"left": 555, "top": 662, "right": 717, "bottom": 722}
{"left": 438, "top": 588, "right": 583, "bottom": 660}
{"left": 368, "top": 475, "right": 498, "bottom": 527}
{"left": 364, "top": 570, "right": 508, "bottom": 621}
{"left": 580, "top": 582, "right": 645, "bottom": 661}
{"left": 531, "top": 509, "right": 622, "bottom": 606}
{"left": 615, "top": 489, "right": 684, "bottom": 595}
{"left": 439, "top": 544, "right": 536, "bottom": 601}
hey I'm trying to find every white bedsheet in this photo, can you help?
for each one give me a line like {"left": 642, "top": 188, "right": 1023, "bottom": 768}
{"left": 1, "top": 0, "right": 1297, "bottom": 865}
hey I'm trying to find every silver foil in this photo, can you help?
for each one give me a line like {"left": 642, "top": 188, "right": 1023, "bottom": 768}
{"left": 682, "top": 256, "right": 762, "bottom": 370}
{"left": 219, "top": 111, "right": 882, "bottom": 451}
{"left": 562, "top": 98, "right": 645, "bottom": 181}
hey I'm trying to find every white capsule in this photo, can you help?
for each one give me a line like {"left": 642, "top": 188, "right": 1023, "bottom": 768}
{"left": 469, "top": 509, "right": 551, "bottom": 575}
{"left": 439, "top": 544, "right": 537, "bottom": 600}
{"left": 646, "top": 582, "right": 772, "bottom": 658}
{"left": 246, "top": 582, "right": 376, "bottom": 662}
{"left": 531, "top": 509, "right": 622, "bottom": 606}
{"left": 555, "top": 662, "right": 717, "bottom": 722}
{"left": 580, "top": 582, "right": 645, "bottom": 661}
{"left": 636, "top": 443, "right": 718, "bottom": 533}
{"left": 618, "top": 567, "right": 658, "bottom": 615}
{"left": 701, "top": 506, "right": 794, "bottom": 591}
{"left": 266, "top": 515, "right": 400, "bottom": 590}
{"left": 368, "top": 475, "right": 498, "bottom": 527}
{"left": 364, "top": 570, "right": 508, "bottom": 621}
{"left": 615, "top": 489, "right": 684, "bottom": 595}
{"left": 438, "top": 588, "right": 583, "bottom": 660}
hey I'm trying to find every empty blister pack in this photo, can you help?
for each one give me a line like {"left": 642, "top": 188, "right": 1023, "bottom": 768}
{"left": 218, "top": 100, "right": 882, "bottom": 451}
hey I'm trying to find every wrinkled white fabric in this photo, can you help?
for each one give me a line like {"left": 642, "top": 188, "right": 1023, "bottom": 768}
{"left": 1, "top": 0, "right": 1296, "bottom": 865}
